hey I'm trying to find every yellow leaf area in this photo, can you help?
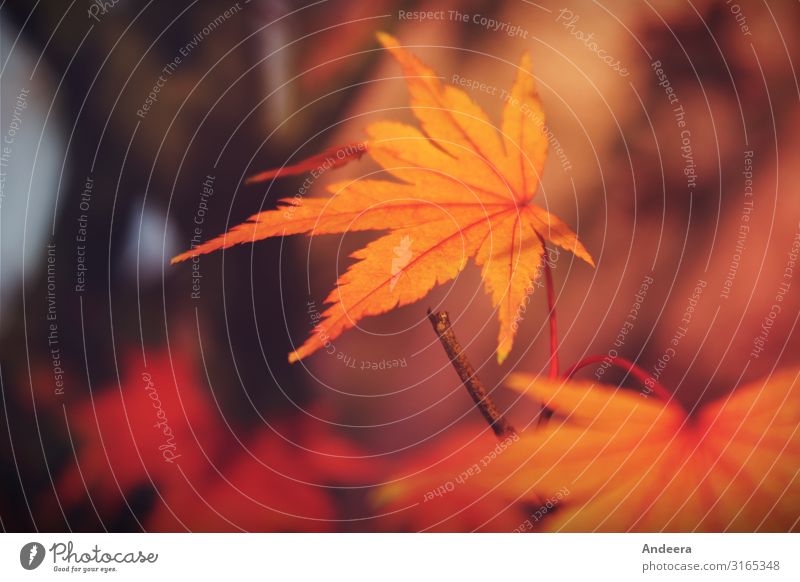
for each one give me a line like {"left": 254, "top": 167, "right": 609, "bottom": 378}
{"left": 378, "top": 371, "right": 800, "bottom": 532}
{"left": 173, "top": 33, "right": 593, "bottom": 364}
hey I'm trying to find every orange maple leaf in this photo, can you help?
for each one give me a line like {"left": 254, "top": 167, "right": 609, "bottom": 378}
{"left": 505, "top": 372, "right": 800, "bottom": 531}
{"left": 378, "top": 372, "right": 800, "bottom": 532}
{"left": 172, "top": 33, "right": 594, "bottom": 364}
{"left": 52, "top": 346, "right": 376, "bottom": 531}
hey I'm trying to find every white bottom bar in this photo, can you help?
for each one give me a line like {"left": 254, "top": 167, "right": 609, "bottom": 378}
{"left": 1, "top": 533, "right": 798, "bottom": 581}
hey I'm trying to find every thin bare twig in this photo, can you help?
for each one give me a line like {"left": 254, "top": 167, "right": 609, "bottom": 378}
{"left": 536, "top": 237, "right": 558, "bottom": 424}
{"left": 537, "top": 235, "right": 559, "bottom": 379}
{"left": 427, "top": 309, "right": 516, "bottom": 439}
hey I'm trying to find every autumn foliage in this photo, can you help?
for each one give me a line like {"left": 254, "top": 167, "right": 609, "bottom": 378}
{"left": 378, "top": 373, "right": 800, "bottom": 532}
{"left": 54, "top": 348, "right": 374, "bottom": 531}
{"left": 172, "top": 32, "right": 593, "bottom": 364}
{"left": 166, "top": 33, "right": 800, "bottom": 533}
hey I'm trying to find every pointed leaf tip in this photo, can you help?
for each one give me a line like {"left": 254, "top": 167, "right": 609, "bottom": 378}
{"left": 376, "top": 31, "right": 399, "bottom": 49}
{"left": 245, "top": 142, "right": 367, "bottom": 185}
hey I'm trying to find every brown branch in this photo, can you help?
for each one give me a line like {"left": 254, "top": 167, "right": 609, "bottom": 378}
{"left": 427, "top": 309, "right": 516, "bottom": 439}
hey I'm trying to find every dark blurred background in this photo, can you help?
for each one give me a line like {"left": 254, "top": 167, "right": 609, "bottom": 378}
{"left": 1, "top": 0, "right": 799, "bottom": 531}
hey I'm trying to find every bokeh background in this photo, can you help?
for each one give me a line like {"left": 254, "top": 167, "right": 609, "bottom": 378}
{"left": 1, "top": 0, "right": 798, "bottom": 531}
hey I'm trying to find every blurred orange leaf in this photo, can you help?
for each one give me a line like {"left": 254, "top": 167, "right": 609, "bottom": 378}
{"left": 502, "top": 372, "right": 800, "bottom": 531}
{"left": 173, "top": 33, "right": 593, "bottom": 364}
{"left": 378, "top": 371, "right": 800, "bottom": 532}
